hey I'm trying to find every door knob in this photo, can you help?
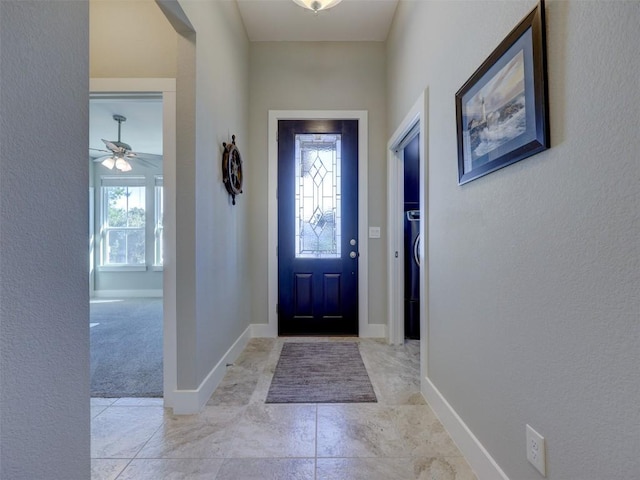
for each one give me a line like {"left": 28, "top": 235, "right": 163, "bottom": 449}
{"left": 350, "top": 239, "right": 357, "bottom": 246}
{"left": 350, "top": 251, "right": 357, "bottom": 259}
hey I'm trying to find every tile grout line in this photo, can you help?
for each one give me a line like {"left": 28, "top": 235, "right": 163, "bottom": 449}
{"left": 129, "top": 406, "right": 167, "bottom": 463}
{"left": 92, "top": 399, "right": 139, "bottom": 480}
{"left": 112, "top": 457, "right": 135, "bottom": 480}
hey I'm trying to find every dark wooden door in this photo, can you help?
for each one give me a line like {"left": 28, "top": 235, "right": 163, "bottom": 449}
{"left": 278, "top": 119, "right": 358, "bottom": 335}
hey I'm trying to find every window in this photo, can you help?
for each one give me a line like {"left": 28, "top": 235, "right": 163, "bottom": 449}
{"left": 154, "top": 176, "right": 164, "bottom": 266}
{"left": 101, "top": 177, "right": 146, "bottom": 266}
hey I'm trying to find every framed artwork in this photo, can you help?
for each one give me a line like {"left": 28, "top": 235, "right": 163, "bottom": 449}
{"left": 455, "top": 0, "right": 549, "bottom": 185}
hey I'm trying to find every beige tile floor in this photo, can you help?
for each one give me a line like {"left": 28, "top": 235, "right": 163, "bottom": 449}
{"left": 91, "top": 338, "right": 477, "bottom": 479}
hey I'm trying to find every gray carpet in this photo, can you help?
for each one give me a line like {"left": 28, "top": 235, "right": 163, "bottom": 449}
{"left": 266, "top": 342, "right": 377, "bottom": 403}
{"left": 90, "top": 298, "right": 162, "bottom": 397}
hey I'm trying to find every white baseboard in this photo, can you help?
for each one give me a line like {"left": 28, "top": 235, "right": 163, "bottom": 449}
{"left": 251, "top": 323, "right": 277, "bottom": 338}
{"left": 360, "top": 323, "right": 387, "bottom": 338}
{"left": 168, "top": 326, "right": 251, "bottom": 415}
{"left": 92, "top": 289, "right": 163, "bottom": 298}
{"left": 423, "top": 377, "right": 509, "bottom": 480}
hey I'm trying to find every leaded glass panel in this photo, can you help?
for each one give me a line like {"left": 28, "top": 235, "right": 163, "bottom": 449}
{"left": 294, "top": 134, "right": 341, "bottom": 258}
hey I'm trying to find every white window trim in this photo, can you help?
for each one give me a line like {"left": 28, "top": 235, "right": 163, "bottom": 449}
{"left": 98, "top": 265, "right": 148, "bottom": 272}
{"left": 154, "top": 175, "right": 164, "bottom": 267}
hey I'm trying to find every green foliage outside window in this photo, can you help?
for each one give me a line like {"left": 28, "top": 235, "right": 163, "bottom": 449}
{"left": 104, "top": 186, "right": 146, "bottom": 265}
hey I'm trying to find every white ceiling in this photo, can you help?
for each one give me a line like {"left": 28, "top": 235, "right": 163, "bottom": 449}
{"left": 89, "top": 96, "right": 163, "bottom": 158}
{"left": 237, "top": 0, "right": 399, "bottom": 42}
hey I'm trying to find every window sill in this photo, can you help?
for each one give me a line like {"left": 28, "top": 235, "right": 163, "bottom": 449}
{"left": 98, "top": 265, "right": 148, "bottom": 273}
{"left": 152, "top": 265, "right": 164, "bottom": 272}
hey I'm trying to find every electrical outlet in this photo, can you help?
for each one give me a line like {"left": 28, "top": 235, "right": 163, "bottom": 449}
{"left": 526, "top": 424, "right": 546, "bottom": 476}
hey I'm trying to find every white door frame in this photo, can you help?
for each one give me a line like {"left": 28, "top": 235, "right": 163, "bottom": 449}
{"left": 387, "top": 90, "right": 429, "bottom": 379}
{"left": 89, "top": 78, "right": 177, "bottom": 406}
{"left": 265, "top": 110, "right": 375, "bottom": 337}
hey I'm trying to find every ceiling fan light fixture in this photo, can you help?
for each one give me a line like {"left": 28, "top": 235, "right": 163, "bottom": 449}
{"left": 292, "top": 0, "right": 343, "bottom": 13}
{"left": 92, "top": 113, "right": 161, "bottom": 171}
{"left": 115, "top": 156, "right": 132, "bottom": 172}
{"left": 101, "top": 157, "right": 116, "bottom": 170}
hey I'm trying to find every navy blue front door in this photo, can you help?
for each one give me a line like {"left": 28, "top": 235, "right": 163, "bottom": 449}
{"left": 278, "top": 119, "right": 358, "bottom": 335}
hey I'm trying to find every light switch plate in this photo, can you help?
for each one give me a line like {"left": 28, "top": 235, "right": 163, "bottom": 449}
{"left": 369, "top": 226, "right": 381, "bottom": 238}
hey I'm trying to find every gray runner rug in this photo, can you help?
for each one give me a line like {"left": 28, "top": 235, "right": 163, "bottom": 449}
{"left": 266, "top": 342, "right": 377, "bottom": 403}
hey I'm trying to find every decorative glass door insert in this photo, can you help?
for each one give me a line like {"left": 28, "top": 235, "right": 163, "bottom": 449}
{"left": 294, "top": 133, "right": 341, "bottom": 259}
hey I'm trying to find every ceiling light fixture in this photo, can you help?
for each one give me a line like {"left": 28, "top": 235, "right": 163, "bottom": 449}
{"left": 98, "top": 114, "right": 135, "bottom": 172}
{"left": 102, "top": 154, "right": 132, "bottom": 172}
{"left": 114, "top": 156, "right": 133, "bottom": 172}
{"left": 292, "top": 0, "right": 343, "bottom": 13}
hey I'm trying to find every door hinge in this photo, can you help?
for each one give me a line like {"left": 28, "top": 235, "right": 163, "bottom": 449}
{"left": 276, "top": 130, "right": 279, "bottom": 142}
{"left": 276, "top": 303, "right": 279, "bottom": 314}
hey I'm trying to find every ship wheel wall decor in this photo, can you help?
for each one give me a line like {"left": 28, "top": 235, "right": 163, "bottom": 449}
{"left": 222, "top": 135, "right": 243, "bottom": 205}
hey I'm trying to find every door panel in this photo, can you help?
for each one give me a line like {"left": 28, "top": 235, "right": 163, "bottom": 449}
{"left": 323, "top": 274, "right": 341, "bottom": 317}
{"left": 278, "top": 119, "right": 358, "bottom": 335}
{"left": 294, "top": 273, "right": 313, "bottom": 317}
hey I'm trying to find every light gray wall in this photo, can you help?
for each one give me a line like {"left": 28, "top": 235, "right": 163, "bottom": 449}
{"left": 0, "top": 1, "right": 90, "bottom": 478}
{"left": 248, "top": 42, "right": 388, "bottom": 327}
{"left": 175, "top": 28, "right": 198, "bottom": 388}
{"left": 387, "top": 1, "right": 639, "bottom": 479}
{"left": 90, "top": 0, "right": 177, "bottom": 78}
{"left": 177, "top": 0, "right": 251, "bottom": 387}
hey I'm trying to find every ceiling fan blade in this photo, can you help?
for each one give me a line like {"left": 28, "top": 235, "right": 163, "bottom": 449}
{"left": 102, "top": 139, "right": 124, "bottom": 153}
{"left": 136, "top": 157, "right": 157, "bottom": 169}
{"left": 89, "top": 147, "right": 112, "bottom": 159}
{"left": 130, "top": 151, "right": 163, "bottom": 161}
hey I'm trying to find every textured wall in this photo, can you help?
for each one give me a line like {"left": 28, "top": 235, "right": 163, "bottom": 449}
{"left": 0, "top": 1, "right": 90, "bottom": 478}
{"left": 387, "top": 1, "right": 640, "bottom": 478}
{"left": 248, "top": 41, "right": 388, "bottom": 326}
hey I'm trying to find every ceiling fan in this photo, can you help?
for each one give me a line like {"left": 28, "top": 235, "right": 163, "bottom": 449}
{"left": 90, "top": 114, "right": 162, "bottom": 172}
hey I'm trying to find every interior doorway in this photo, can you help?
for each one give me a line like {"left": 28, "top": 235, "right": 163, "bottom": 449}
{"left": 89, "top": 78, "right": 176, "bottom": 401}
{"left": 89, "top": 93, "right": 164, "bottom": 397}
{"left": 387, "top": 90, "right": 428, "bottom": 386}
{"left": 403, "top": 134, "right": 420, "bottom": 340}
